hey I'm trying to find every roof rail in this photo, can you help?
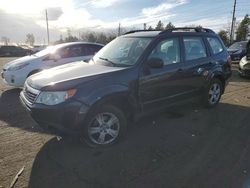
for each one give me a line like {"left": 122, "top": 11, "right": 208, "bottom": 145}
{"left": 160, "top": 27, "right": 215, "bottom": 34}
{"left": 123, "top": 27, "right": 215, "bottom": 35}
{"left": 124, "top": 30, "right": 159, "bottom": 35}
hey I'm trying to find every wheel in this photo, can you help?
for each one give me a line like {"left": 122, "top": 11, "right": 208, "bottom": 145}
{"left": 203, "top": 78, "right": 222, "bottom": 108}
{"left": 83, "top": 105, "right": 127, "bottom": 146}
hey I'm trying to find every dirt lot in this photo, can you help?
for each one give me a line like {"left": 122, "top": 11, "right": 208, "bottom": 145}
{"left": 0, "top": 57, "right": 250, "bottom": 188}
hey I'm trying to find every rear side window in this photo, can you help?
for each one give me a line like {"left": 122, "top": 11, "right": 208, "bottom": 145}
{"left": 83, "top": 44, "right": 103, "bottom": 56}
{"left": 183, "top": 37, "right": 207, "bottom": 61}
{"left": 207, "top": 37, "right": 224, "bottom": 55}
{"left": 57, "top": 45, "right": 83, "bottom": 58}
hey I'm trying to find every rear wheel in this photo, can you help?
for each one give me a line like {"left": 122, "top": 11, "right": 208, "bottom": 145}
{"left": 82, "top": 105, "right": 127, "bottom": 146}
{"left": 203, "top": 78, "right": 223, "bottom": 108}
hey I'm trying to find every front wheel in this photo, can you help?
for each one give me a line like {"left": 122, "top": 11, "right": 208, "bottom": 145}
{"left": 203, "top": 78, "right": 223, "bottom": 108}
{"left": 82, "top": 105, "right": 127, "bottom": 146}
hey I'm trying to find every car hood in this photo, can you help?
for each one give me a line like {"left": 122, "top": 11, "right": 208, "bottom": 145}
{"left": 27, "top": 61, "right": 126, "bottom": 90}
{"left": 3, "top": 55, "right": 39, "bottom": 70}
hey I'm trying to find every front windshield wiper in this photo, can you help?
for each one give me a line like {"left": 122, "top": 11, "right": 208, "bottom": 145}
{"left": 99, "top": 57, "right": 116, "bottom": 66}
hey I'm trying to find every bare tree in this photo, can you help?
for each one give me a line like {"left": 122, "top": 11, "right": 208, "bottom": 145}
{"left": 165, "top": 22, "right": 175, "bottom": 29}
{"left": 1, "top": 36, "right": 10, "bottom": 45}
{"left": 155, "top": 20, "right": 164, "bottom": 30}
{"left": 25, "top": 33, "right": 35, "bottom": 46}
{"left": 218, "top": 30, "right": 230, "bottom": 47}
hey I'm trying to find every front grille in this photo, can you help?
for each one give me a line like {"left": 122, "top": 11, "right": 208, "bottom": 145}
{"left": 23, "top": 83, "right": 40, "bottom": 104}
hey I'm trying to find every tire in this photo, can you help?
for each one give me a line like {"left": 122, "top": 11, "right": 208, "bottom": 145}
{"left": 203, "top": 78, "right": 223, "bottom": 108}
{"left": 82, "top": 105, "right": 127, "bottom": 147}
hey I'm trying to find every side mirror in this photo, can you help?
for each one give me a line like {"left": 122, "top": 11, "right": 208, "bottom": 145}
{"left": 147, "top": 58, "right": 164, "bottom": 68}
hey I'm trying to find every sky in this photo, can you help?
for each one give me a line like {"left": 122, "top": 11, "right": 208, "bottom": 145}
{"left": 0, "top": 0, "right": 249, "bottom": 44}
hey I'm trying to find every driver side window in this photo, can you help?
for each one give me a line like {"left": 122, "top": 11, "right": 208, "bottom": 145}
{"left": 148, "top": 38, "right": 180, "bottom": 65}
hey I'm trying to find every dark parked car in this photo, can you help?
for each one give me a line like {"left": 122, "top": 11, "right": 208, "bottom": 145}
{"left": 228, "top": 41, "right": 248, "bottom": 62}
{"left": 20, "top": 28, "right": 232, "bottom": 146}
{"left": 0, "top": 45, "right": 31, "bottom": 57}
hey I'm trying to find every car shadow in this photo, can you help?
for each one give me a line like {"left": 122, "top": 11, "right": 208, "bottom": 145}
{"left": 0, "top": 88, "right": 45, "bottom": 133}
{"left": 28, "top": 103, "right": 250, "bottom": 188}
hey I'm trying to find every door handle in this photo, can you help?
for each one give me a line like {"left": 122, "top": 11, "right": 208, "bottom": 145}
{"left": 177, "top": 68, "right": 183, "bottom": 72}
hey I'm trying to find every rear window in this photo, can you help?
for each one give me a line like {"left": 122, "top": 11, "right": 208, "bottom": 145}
{"left": 207, "top": 37, "right": 224, "bottom": 55}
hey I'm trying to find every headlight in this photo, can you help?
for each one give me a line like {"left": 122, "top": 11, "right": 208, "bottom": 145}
{"left": 240, "top": 57, "right": 247, "bottom": 65}
{"left": 8, "top": 63, "right": 29, "bottom": 71}
{"left": 36, "top": 89, "right": 76, "bottom": 105}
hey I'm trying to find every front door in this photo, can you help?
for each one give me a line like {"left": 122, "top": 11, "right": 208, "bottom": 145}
{"left": 139, "top": 37, "right": 187, "bottom": 111}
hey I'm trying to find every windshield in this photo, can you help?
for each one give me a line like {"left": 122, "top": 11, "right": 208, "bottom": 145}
{"left": 92, "top": 37, "right": 152, "bottom": 67}
{"left": 229, "top": 42, "right": 247, "bottom": 50}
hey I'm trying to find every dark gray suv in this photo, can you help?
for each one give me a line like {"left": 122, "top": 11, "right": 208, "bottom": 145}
{"left": 20, "top": 28, "right": 232, "bottom": 146}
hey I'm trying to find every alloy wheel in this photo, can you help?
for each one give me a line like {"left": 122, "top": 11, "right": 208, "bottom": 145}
{"left": 88, "top": 112, "right": 120, "bottom": 145}
{"left": 208, "top": 83, "right": 221, "bottom": 105}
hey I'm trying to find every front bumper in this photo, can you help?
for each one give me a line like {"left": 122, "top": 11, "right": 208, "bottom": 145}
{"left": 20, "top": 91, "right": 90, "bottom": 135}
{"left": 1, "top": 69, "right": 25, "bottom": 87}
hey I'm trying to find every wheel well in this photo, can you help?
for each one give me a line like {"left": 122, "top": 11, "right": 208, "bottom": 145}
{"left": 214, "top": 75, "right": 225, "bottom": 93}
{"left": 90, "top": 95, "right": 134, "bottom": 121}
{"left": 27, "top": 69, "right": 42, "bottom": 78}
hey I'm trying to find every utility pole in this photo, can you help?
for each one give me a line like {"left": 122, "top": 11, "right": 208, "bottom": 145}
{"left": 230, "top": 0, "right": 236, "bottom": 44}
{"left": 118, "top": 23, "right": 121, "bottom": 36}
{"left": 45, "top": 9, "right": 50, "bottom": 45}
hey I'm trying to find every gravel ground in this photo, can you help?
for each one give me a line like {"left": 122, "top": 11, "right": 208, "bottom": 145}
{"left": 0, "top": 57, "right": 250, "bottom": 188}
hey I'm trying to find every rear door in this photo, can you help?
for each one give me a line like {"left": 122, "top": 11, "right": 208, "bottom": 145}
{"left": 179, "top": 36, "right": 212, "bottom": 94}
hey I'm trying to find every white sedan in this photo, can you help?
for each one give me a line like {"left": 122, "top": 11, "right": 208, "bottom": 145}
{"left": 1, "top": 42, "right": 104, "bottom": 87}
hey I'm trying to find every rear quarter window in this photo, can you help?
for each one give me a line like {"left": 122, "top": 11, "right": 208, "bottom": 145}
{"left": 207, "top": 37, "right": 224, "bottom": 55}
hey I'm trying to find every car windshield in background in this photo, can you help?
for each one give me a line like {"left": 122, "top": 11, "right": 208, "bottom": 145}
{"left": 93, "top": 37, "right": 152, "bottom": 67}
{"left": 229, "top": 42, "right": 247, "bottom": 50}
